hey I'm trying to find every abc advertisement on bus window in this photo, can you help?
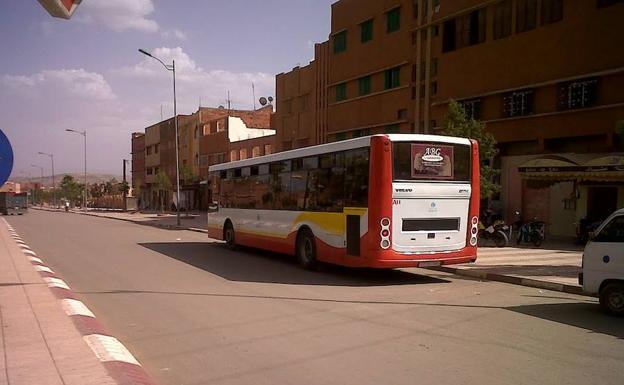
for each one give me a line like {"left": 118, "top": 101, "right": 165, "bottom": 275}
{"left": 411, "top": 144, "right": 454, "bottom": 180}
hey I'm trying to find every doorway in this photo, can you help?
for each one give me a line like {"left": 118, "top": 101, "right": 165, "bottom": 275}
{"left": 587, "top": 186, "right": 618, "bottom": 222}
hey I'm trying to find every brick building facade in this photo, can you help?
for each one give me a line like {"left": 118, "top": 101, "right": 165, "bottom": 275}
{"left": 132, "top": 106, "right": 275, "bottom": 211}
{"left": 274, "top": 0, "right": 624, "bottom": 237}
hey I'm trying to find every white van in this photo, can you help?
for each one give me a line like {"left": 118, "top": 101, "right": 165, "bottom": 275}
{"left": 579, "top": 208, "right": 624, "bottom": 316}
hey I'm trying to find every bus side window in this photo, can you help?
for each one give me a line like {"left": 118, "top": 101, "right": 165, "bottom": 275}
{"left": 344, "top": 148, "right": 369, "bottom": 208}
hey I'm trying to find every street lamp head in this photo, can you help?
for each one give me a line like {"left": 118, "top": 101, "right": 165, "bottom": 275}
{"left": 138, "top": 48, "right": 152, "bottom": 57}
{"left": 65, "top": 129, "right": 74, "bottom": 133}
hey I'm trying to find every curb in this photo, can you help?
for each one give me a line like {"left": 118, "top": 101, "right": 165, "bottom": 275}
{"left": 429, "top": 265, "right": 590, "bottom": 297}
{"left": 31, "top": 207, "right": 209, "bottom": 234}
{"left": 2, "top": 219, "right": 159, "bottom": 385}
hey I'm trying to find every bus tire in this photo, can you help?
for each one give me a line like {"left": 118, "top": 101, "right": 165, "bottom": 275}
{"left": 224, "top": 220, "right": 236, "bottom": 250}
{"left": 296, "top": 228, "right": 317, "bottom": 270}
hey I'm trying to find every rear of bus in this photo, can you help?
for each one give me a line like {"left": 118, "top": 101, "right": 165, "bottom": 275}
{"left": 366, "top": 134, "right": 480, "bottom": 268}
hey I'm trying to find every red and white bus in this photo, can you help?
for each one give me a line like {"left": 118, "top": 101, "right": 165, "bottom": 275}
{"left": 207, "top": 134, "right": 480, "bottom": 269}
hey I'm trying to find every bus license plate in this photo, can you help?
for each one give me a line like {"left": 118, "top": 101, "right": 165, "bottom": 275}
{"left": 419, "top": 261, "right": 441, "bottom": 268}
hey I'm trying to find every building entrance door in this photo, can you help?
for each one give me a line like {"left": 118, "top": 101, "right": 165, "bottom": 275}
{"left": 587, "top": 186, "right": 618, "bottom": 222}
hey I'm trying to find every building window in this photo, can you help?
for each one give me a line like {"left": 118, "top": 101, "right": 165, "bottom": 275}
{"left": 413, "top": 0, "right": 419, "bottom": 18}
{"left": 361, "top": 19, "right": 374, "bottom": 43}
{"left": 558, "top": 78, "right": 599, "bottom": 110}
{"left": 335, "top": 132, "right": 346, "bottom": 141}
{"left": 252, "top": 146, "right": 261, "bottom": 157}
{"left": 397, "top": 109, "right": 408, "bottom": 120}
{"left": 432, "top": 25, "right": 439, "bottom": 36}
{"left": 597, "top": 0, "right": 624, "bottom": 8}
{"left": 503, "top": 89, "right": 534, "bottom": 117}
{"left": 146, "top": 146, "right": 152, "bottom": 155}
{"left": 431, "top": 58, "right": 438, "bottom": 77}
{"left": 430, "top": 81, "right": 438, "bottom": 95}
{"left": 239, "top": 148, "right": 248, "bottom": 160}
{"left": 386, "top": 7, "right": 401, "bottom": 33}
{"left": 358, "top": 76, "right": 372, "bottom": 96}
{"left": 516, "top": 0, "right": 537, "bottom": 33}
{"left": 146, "top": 167, "right": 152, "bottom": 175}
{"left": 384, "top": 67, "right": 401, "bottom": 89}
{"left": 230, "top": 150, "right": 238, "bottom": 161}
{"left": 386, "top": 124, "right": 401, "bottom": 133}
{"left": 493, "top": 0, "right": 512, "bottom": 39}
{"left": 333, "top": 30, "right": 347, "bottom": 54}
{"left": 459, "top": 98, "right": 482, "bottom": 120}
{"left": 300, "top": 93, "right": 310, "bottom": 111}
{"left": 335, "top": 83, "right": 348, "bottom": 101}
{"left": 264, "top": 144, "right": 272, "bottom": 155}
{"left": 443, "top": 8, "right": 485, "bottom": 52}
{"left": 541, "top": 0, "right": 563, "bottom": 25}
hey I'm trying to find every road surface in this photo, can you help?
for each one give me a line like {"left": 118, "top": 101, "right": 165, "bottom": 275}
{"left": 6, "top": 210, "right": 623, "bottom": 385}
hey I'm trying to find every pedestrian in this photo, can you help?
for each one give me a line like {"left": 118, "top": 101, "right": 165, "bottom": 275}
{"left": 65, "top": 200, "right": 69, "bottom": 212}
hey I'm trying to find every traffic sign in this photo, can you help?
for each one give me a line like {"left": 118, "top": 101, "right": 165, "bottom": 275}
{"left": 0, "top": 129, "right": 14, "bottom": 187}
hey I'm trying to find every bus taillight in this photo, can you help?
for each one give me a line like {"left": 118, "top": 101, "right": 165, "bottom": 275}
{"left": 380, "top": 217, "right": 391, "bottom": 249}
{"left": 470, "top": 216, "right": 479, "bottom": 246}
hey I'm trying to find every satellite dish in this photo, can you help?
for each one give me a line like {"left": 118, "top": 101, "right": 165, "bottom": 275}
{"left": 259, "top": 97, "right": 268, "bottom": 106}
{"left": 268, "top": 96, "right": 274, "bottom": 103}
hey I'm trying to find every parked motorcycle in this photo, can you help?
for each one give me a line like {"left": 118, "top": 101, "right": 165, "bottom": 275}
{"left": 515, "top": 212, "right": 545, "bottom": 247}
{"left": 478, "top": 220, "right": 509, "bottom": 247}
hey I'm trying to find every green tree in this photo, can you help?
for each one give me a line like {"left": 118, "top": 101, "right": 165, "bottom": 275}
{"left": 179, "top": 163, "right": 196, "bottom": 184}
{"left": 156, "top": 171, "right": 172, "bottom": 213}
{"left": 442, "top": 100, "right": 500, "bottom": 199}
{"left": 60, "top": 175, "right": 83, "bottom": 205}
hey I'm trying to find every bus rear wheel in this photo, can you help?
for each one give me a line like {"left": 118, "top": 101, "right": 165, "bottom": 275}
{"left": 296, "top": 228, "right": 317, "bottom": 270}
{"left": 224, "top": 221, "right": 236, "bottom": 250}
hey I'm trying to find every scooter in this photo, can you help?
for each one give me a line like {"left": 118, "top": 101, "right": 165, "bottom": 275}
{"left": 478, "top": 220, "right": 509, "bottom": 247}
{"left": 515, "top": 212, "right": 545, "bottom": 247}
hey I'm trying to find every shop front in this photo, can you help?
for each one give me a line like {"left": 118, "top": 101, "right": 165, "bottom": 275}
{"left": 511, "top": 153, "right": 624, "bottom": 238}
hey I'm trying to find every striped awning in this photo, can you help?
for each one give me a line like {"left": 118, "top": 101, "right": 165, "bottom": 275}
{"left": 518, "top": 153, "right": 624, "bottom": 182}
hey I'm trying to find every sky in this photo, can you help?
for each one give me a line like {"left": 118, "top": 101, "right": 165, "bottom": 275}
{"left": 0, "top": 0, "right": 333, "bottom": 177}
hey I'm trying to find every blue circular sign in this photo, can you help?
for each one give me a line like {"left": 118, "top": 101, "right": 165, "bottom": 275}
{"left": 0, "top": 129, "right": 14, "bottom": 186}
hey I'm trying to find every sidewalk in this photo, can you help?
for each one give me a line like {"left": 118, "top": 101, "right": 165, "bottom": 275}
{"left": 432, "top": 243, "right": 585, "bottom": 295}
{"left": 0, "top": 219, "right": 117, "bottom": 385}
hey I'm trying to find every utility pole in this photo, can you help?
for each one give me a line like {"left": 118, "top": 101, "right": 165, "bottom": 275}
{"left": 38, "top": 152, "right": 55, "bottom": 208}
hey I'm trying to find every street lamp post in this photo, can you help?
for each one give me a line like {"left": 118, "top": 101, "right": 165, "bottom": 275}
{"left": 38, "top": 152, "right": 55, "bottom": 208}
{"left": 30, "top": 164, "right": 44, "bottom": 206}
{"left": 66, "top": 129, "right": 87, "bottom": 211}
{"left": 138, "top": 48, "right": 181, "bottom": 226}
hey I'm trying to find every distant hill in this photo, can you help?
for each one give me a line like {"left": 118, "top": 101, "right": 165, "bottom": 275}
{"left": 9, "top": 173, "right": 124, "bottom": 186}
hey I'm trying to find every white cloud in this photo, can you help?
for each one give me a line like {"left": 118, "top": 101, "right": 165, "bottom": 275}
{"left": 115, "top": 47, "right": 274, "bottom": 110}
{"left": 2, "top": 69, "right": 116, "bottom": 101}
{"left": 76, "top": 0, "right": 159, "bottom": 33}
{"left": 162, "top": 29, "right": 187, "bottom": 41}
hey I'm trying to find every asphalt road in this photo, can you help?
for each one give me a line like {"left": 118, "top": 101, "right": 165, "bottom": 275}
{"left": 7, "top": 210, "right": 624, "bottom": 385}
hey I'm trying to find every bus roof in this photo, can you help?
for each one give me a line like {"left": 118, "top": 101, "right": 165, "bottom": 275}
{"left": 208, "top": 134, "right": 471, "bottom": 172}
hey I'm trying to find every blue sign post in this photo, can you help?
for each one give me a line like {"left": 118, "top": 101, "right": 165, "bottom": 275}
{"left": 0, "top": 129, "right": 14, "bottom": 187}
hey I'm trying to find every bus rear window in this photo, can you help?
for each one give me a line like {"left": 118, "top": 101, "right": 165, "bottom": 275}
{"left": 393, "top": 142, "right": 471, "bottom": 182}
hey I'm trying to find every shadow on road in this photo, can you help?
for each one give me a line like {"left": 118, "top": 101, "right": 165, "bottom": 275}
{"left": 508, "top": 302, "right": 623, "bottom": 339}
{"left": 139, "top": 242, "right": 450, "bottom": 287}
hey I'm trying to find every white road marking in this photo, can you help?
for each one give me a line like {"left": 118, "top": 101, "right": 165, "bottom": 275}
{"left": 44, "top": 277, "right": 70, "bottom": 290}
{"left": 29, "top": 256, "right": 44, "bottom": 264}
{"left": 34, "top": 265, "right": 54, "bottom": 274}
{"left": 61, "top": 299, "right": 95, "bottom": 318}
{"left": 22, "top": 249, "right": 37, "bottom": 256}
{"left": 83, "top": 334, "right": 140, "bottom": 366}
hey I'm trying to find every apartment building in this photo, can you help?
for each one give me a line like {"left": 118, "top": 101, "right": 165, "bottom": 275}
{"left": 274, "top": 0, "right": 624, "bottom": 237}
{"left": 132, "top": 105, "right": 275, "bottom": 211}
{"left": 130, "top": 132, "right": 145, "bottom": 205}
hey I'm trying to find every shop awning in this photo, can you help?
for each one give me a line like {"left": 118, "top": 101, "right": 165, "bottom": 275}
{"left": 518, "top": 153, "right": 624, "bottom": 182}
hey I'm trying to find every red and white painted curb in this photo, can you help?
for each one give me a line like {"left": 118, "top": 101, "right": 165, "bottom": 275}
{"left": 2, "top": 219, "right": 157, "bottom": 385}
